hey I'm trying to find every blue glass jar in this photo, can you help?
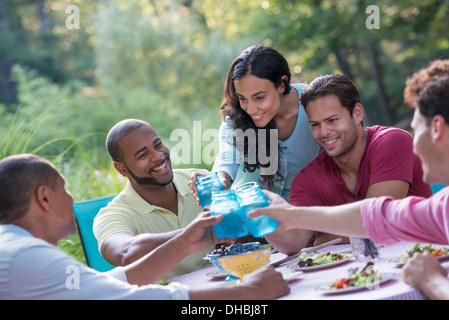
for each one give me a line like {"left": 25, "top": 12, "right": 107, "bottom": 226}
{"left": 196, "top": 172, "right": 224, "bottom": 208}
{"left": 235, "top": 183, "right": 277, "bottom": 238}
{"left": 210, "top": 190, "right": 244, "bottom": 238}
{"left": 234, "top": 182, "right": 259, "bottom": 193}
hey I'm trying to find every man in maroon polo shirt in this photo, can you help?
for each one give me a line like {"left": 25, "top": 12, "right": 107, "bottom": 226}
{"left": 263, "top": 74, "right": 432, "bottom": 255}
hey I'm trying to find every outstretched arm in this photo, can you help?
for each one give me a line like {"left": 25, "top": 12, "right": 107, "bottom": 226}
{"left": 249, "top": 191, "right": 369, "bottom": 239}
{"left": 189, "top": 265, "right": 290, "bottom": 300}
{"left": 100, "top": 229, "right": 183, "bottom": 267}
{"left": 123, "top": 213, "right": 223, "bottom": 285}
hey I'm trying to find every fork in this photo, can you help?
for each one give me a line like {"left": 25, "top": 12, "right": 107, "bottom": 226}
{"left": 270, "top": 237, "right": 343, "bottom": 267}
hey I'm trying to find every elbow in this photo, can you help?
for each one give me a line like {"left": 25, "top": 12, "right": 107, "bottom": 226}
{"left": 265, "top": 237, "right": 303, "bottom": 256}
{"left": 100, "top": 241, "right": 140, "bottom": 267}
{"left": 265, "top": 230, "right": 311, "bottom": 256}
{"left": 277, "top": 246, "right": 302, "bottom": 256}
{"left": 120, "top": 245, "right": 145, "bottom": 266}
{"left": 121, "top": 253, "right": 135, "bottom": 266}
{"left": 101, "top": 233, "right": 162, "bottom": 266}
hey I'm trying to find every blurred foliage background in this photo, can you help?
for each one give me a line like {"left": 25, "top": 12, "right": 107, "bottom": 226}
{"left": 1, "top": 0, "right": 448, "bottom": 262}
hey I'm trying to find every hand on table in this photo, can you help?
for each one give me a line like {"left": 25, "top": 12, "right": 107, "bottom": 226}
{"left": 240, "top": 265, "right": 290, "bottom": 299}
{"left": 403, "top": 251, "right": 449, "bottom": 300}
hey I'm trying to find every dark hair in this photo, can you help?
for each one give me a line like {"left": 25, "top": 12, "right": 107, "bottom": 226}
{"left": 0, "top": 154, "right": 60, "bottom": 224}
{"left": 106, "top": 119, "right": 149, "bottom": 162}
{"left": 300, "top": 74, "right": 362, "bottom": 122}
{"left": 220, "top": 45, "right": 292, "bottom": 189}
{"left": 416, "top": 76, "right": 449, "bottom": 125}
{"left": 221, "top": 45, "right": 292, "bottom": 120}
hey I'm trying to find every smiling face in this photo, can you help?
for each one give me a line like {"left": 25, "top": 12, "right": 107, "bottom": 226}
{"left": 234, "top": 74, "right": 285, "bottom": 128}
{"left": 116, "top": 125, "right": 173, "bottom": 187}
{"left": 307, "top": 95, "right": 363, "bottom": 158}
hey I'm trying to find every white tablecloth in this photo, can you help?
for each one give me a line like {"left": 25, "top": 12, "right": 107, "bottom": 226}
{"left": 168, "top": 242, "right": 449, "bottom": 300}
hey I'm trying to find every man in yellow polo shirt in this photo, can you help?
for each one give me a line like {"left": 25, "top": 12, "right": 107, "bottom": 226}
{"left": 93, "top": 119, "right": 211, "bottom": 280}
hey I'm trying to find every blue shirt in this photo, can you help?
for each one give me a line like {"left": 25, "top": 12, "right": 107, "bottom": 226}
{"left": 213, "top": 83, "right": 320, "bottom": 200}
{"left": 0, "top": 224, "right": 189, "bottom": 300}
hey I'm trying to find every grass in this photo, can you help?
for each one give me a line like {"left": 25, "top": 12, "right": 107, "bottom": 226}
{"left": 56, "top": 149, "right": 127, "bottom": 263}
{"left": 1, "top": 64, "right": 214, "bottom": 268}
{"left": 58, "top": 232, "right": 87, "bottom": 264}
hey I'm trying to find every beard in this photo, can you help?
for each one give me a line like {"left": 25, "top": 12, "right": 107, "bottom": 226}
{"left": 323, "top": 135, "right": 357, "bottom": 158}
{"left": 125, "top": 160, "right": 173, "bottom": 187}
{"left": 322, "top": 122, "right": 358, "bottom": 158}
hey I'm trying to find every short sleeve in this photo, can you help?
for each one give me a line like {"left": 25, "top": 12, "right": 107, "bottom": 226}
{"left": 367, "top": 128, "right": 415, "bottom": 185}
{"left": 289, "top": 171, "right": 323, "bottom": 206}
{"left": 212, "top": 119, "right": 240, "bottom": 180}
{"left": 93, "top": 205, "right": 138, "bottom": 250}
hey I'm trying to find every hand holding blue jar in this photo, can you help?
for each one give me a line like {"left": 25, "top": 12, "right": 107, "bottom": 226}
{"left": 235, "top": 183, "right": 277, "bottom": 238}
{"left": 196, "top": 172, "right": 224, "bottom": 208}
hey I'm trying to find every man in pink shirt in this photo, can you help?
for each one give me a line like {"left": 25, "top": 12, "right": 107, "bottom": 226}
{"left": 249, "top": 65, "right": 449, "bottom": 299}
{"left": 264, "top": 74, "right": 431, "bottom": 255}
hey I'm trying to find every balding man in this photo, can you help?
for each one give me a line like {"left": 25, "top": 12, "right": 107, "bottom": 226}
{"left": 93, "top": 119, "right": 212, "bottom": 279}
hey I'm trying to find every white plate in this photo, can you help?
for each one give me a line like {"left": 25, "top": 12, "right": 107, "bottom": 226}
{"left": 289, "top": 254, "right": 354, "bottom": 272}
{"left": 316, "top": 273, "right": 396, "bottom": 294}
{"left": 393, "top": 251, "right": 449, "bottom": 266}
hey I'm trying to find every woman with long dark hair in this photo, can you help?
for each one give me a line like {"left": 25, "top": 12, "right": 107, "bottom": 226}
{"left": 190, "top": 45, "right": 320, "bottom": 205}
{"left": 191, "top": 45, "right": 319, "bottom": 202}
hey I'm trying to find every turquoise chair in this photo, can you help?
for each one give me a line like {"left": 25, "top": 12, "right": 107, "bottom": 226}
{"left": 73, "top": 194, "right": 118, "bottom": 272}
{"left": 431, "top": 184, "right": 446, "bottom": 194}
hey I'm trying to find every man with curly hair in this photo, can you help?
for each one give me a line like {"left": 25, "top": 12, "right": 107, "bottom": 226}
{"left": 249, "top": 61, "right": 449, "bottom": 299}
